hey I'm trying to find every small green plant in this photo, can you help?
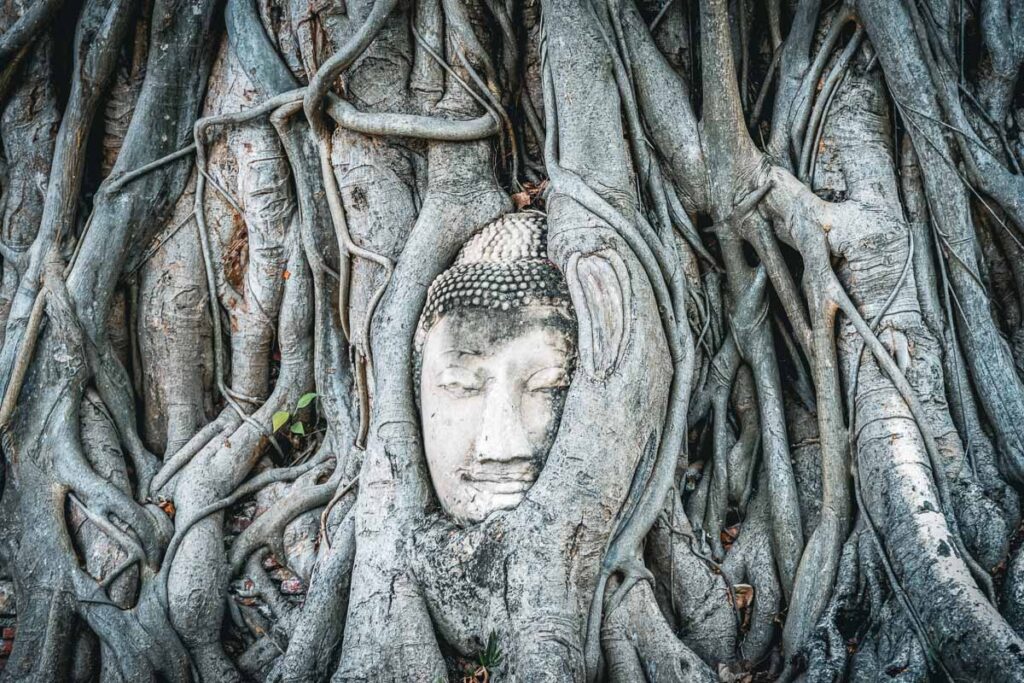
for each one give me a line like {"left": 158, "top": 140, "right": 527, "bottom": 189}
{"left": 478, "top": 631, "right": 502, "bottom": 669}
{"left": 271, "top": 392, "right": 318, "bottom": 436}
{"left": 458, "top": 632, "right": 503, "bottom": 682}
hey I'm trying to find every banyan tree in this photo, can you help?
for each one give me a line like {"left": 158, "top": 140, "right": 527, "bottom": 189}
{"left": 1, "top": 0, "right": 1024, "bottom": 680}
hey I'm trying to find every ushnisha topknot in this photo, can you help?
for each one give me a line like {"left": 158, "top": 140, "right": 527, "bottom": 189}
{"left": 414, "top": 211, "right": 573, "bottom": 351}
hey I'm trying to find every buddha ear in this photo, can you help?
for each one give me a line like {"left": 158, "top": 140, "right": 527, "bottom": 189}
{"left": 564, "top": 249, "right": 632, "bottom": 380}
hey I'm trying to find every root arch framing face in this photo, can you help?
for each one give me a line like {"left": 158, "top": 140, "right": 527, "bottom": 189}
{"left": 0, "top": 0, "right": 1023, "bottom": 680}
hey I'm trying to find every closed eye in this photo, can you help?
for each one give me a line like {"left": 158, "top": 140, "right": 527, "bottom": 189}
{"left": 436, "top": 368, "right": 485, "bottom": 397}
{"left": 525, "top": 366, "right": 570, "bottom": 392}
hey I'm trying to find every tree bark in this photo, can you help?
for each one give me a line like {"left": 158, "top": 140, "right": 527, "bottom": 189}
{"left": 1, "top": 0, "right": 1023, "bottom": 680}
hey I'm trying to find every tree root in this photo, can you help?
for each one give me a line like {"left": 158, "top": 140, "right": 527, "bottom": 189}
{"left": 602, "top": 579, "right": 716, "bottom": 683}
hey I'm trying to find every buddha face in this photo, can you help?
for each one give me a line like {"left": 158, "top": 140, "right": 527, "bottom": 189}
{"left": 419, "top": 306, "right": 575, "bottom": 524}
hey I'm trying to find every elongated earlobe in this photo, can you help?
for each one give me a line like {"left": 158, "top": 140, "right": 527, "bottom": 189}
{"left": 565, "top": 249, "right": 631, "bottom": 380}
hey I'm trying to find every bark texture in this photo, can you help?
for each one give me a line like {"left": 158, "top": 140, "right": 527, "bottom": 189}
{"left": 1, "top": 0, "right": 1023, "bottom": 681}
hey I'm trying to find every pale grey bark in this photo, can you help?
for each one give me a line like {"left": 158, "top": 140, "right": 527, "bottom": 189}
{"left": 1, "top": 0, "right": 1023, "bottom": 681}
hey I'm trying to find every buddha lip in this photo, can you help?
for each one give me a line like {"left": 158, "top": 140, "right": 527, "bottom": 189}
{"left": 468, "top": 479, "right": 533, "bottom": 496}
{"left": 463, "top": 470, "right": 536, "bottom": 485}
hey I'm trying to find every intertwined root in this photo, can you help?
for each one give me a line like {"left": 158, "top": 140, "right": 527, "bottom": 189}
{"left": 3, "top": 0, "right": 1024, "bottom": 679}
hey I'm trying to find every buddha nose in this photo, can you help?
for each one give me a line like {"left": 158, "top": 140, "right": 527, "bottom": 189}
{"left": 476, "top": 387, "right": 533, "bottom": 463}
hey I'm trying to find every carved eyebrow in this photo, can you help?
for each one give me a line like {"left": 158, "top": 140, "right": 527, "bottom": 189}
{"left": 441, "top": 349, "right": 483, "bottom": 358}
{"left": 525, "top": 366, "right": 571, "bottom": 388}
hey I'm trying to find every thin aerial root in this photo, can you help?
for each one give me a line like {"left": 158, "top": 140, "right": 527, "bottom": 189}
{"left": 354, "top": 353, "right": 371, "bottom": 449}
{"left": 708, "top": 181, "right": 774, "bottom": 234}
{"left": 301, "top": 0, "right": 400, "bottom": 136}
{"left": 320, "top": 475, "right": 359, "bottom": 549}
{"left": 151, "top": 415, "right": 236, "bottom": 494}
{"left": 104, "top": 144, "right": 198, "bottom": 193}
{"left": 0, "top": 284, "right": 47, "bottom": 428}
{"left": 313, "top": 131, "right": 394, "bottom": 365}
{"left": 68, "top": 492, "right": 146, "bottom": 570}
{"left": 799, "top": 28, "right": 864, "bottom": 181}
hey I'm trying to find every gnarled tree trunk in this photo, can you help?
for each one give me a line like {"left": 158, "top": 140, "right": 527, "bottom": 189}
{"left": 1, "top": 0, "right": 1023, "bottom": 680}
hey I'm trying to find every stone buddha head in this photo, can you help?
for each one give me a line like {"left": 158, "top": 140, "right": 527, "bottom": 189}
{"left": 415, "top": 212, "right": 577, "bottom": 524}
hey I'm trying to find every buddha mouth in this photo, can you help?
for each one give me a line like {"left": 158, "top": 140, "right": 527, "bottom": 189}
{"left": 462, "top": 468, "right": 538, "bottom": 494}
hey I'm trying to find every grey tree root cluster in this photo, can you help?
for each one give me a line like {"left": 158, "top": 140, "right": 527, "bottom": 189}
{"left": 0, "top": 0, "right": 1023, "bottom": 680}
